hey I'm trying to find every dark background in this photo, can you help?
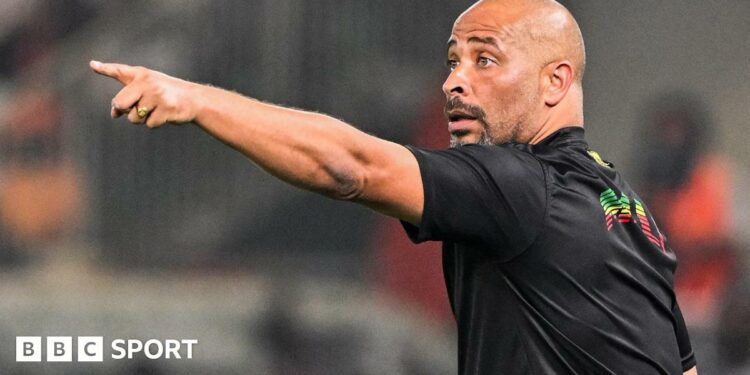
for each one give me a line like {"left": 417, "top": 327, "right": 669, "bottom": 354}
{"left": 0, "top": 0, "right": 748, "bottom": 373}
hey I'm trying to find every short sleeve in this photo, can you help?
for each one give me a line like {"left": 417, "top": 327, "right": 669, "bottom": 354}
{"left": 401, "top": 144, "right": 547, "bottom": 260}
{"left": 673, "top": 300, "right": 697, "bottom": 371}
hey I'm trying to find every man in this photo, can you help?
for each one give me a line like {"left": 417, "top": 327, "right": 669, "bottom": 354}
{"left": 90, "top": 0, "right": 697, "bottom": 373}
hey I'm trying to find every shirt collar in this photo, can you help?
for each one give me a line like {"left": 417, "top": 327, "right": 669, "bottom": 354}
{"left": 534, "top": 126, "right": 586, "bottom": 148}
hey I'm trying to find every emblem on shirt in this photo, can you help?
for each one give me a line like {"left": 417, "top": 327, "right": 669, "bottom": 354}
{"left": 587, "top": 149, "right": 613, "bottom": 168}
{"left": 600, "top": 188, "right": 631, "bottom": 229}
{"left": 599, "top": 188, "right": 666, "bottom": 252}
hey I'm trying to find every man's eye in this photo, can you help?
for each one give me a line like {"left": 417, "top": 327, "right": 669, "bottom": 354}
{"left": 446, "top": 59, "right": 458, "bottom": 71}
{"left": 478, "top": 57, "right": 494, "bottom": 67}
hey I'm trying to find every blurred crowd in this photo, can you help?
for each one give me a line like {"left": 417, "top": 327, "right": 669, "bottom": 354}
{"left": 635, "top": 92, "right": 750, "bottom": 374}
{"left": 0, "top": 0, "right": 748, "bottom": 374}
{"left": 0, "top": 0, "right": 93, "bottom": 265}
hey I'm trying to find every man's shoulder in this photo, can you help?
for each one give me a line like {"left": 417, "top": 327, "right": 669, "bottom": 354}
{"left": 409, "top": 143, "right": 545, "bottom": 183}
{"left": 415, "top": 143, "right": 541, "bottom": 166}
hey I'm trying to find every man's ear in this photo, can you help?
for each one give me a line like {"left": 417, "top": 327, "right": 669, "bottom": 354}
{"left": 543, "top": 61, "right": 574, "bottom": 107}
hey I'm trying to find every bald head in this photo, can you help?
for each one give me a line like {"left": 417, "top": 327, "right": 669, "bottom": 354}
{"left": 442, "top": 0, "right": 586, "bottom": 146}
{"left": 455, "top": 0, "right": 586, "bottom": 84}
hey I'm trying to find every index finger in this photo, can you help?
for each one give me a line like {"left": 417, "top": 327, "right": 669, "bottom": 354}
{"left": 89, "top": 60, "right": 137, "bottom": 85}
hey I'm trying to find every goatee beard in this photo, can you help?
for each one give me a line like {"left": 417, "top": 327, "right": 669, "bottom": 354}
{"left": 450, "top": 129, "right": 494, "bottom": 148}
{"left": 445, "top": 97, "right": 494, "bottom": 148}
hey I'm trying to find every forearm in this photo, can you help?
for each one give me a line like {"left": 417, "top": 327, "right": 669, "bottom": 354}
{"left": 192, "top": 84, "right": 378, "bottom": 199}
{"left": 90, "top": 61, "right": 423, "bottom": 222}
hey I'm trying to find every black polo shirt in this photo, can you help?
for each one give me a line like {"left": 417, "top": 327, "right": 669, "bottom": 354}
{"left": 402, "top": 127, "right": 695, "bottom": 375}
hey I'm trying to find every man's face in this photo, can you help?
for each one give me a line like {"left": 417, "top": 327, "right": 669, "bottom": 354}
{"left": 443, "top": 4, "right": 542, "bottom": 147}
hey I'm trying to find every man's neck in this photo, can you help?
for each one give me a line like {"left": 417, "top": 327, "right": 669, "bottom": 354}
{"left": 529, "top": 86, "right": 584, "bottom": 144}
{"left": 528, "top": 123, "right": 582, "bottom": 144}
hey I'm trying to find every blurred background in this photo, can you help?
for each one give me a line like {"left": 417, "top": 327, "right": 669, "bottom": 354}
{"left": 0, "top": 0, "right": 748, "bottom": 373}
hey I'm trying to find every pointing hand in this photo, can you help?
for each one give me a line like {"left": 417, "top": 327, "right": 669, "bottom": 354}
{"left": 89, "top": 60, "right": 200, "bottom": 128}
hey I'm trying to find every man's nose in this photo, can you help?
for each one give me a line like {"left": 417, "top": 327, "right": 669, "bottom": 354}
{"left": 442, "top": 69, "right": 469, "bottom": 98}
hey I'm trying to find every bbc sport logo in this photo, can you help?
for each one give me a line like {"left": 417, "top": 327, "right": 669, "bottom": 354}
{"left": 16, "top": 336, "right": 198, "bottom": 362}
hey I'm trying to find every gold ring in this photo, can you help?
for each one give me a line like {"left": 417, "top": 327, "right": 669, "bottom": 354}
{"left": 137, "top": 107, "right": 150, "bottom": 118}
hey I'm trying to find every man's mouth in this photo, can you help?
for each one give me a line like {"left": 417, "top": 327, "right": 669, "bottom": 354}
{"left": 448, "top": 110, "right": 479, "bottom": 134}
{"left": 447, "top": 110, "right": 478, "bottom": 123}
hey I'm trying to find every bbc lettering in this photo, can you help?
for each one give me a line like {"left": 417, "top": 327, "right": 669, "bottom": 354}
{"left": 16, "top": 337, "right": 197, "bottom": 362}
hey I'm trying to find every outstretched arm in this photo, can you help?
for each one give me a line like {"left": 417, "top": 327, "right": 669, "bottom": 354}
{"left": 89, "top": 61, "right": 423, "bottom": 223}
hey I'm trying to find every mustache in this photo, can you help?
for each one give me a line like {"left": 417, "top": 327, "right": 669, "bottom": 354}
{"left": 444, "top": 97, "right": 487, "bottom": 122}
